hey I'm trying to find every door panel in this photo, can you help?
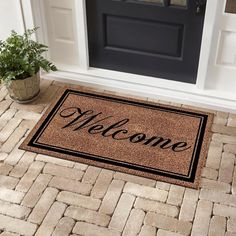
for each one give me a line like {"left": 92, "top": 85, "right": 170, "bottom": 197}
{"left": 206, "top": 0, "right": 236, "bottom": 93}
{"left": 105, "top": 15, "right": 184, "bottom": 57}
{"left": 86, "top": 0, "right": 206, "bottom": 83}
{"left": 43, "top": 0, "right": 79, "bottom": 65}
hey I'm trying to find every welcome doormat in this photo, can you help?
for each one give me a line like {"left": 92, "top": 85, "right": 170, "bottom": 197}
{"left": 20, "top": 88, "right": 213, "bottom": 188}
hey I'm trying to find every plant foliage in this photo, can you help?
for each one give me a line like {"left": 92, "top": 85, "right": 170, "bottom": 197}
{"left": 0, "top": 28, "right": 57, "bottom": 84}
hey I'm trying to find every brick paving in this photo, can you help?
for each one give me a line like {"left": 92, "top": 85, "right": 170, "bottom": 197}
{"left": 0, "top": 79, "right": 236, "bottom": 236}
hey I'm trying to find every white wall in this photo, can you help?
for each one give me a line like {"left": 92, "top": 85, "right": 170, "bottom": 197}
{"left": 0, "top": 0, "right": 25, "bottom": 41}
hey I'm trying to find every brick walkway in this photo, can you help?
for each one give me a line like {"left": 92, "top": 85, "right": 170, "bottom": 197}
{"left": 0, "top": 79, "right": 236, "bottom": 236}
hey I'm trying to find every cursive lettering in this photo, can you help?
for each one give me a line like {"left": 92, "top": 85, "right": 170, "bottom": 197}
{"left": 59, "top": 107, "right": 191, "bottom": 152}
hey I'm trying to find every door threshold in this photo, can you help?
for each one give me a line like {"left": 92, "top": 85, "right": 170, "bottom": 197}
{"left": 42, "top": 70, "right": 236, "bottom": 114}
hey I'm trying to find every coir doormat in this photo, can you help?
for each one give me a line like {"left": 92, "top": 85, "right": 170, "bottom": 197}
{"left": 20, "top": 88, "right": 213, "bottom": 188}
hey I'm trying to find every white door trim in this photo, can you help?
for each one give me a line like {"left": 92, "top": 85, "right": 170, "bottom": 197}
{"left": 195, "top": 0, "right": 219, "bottom": 89}
{"left": 74, "top": 0, "right": 90, "bottom": 70}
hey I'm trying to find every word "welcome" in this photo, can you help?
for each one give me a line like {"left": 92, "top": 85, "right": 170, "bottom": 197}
{"left": 59, "top": 106, "right": 191, "bottom": 152}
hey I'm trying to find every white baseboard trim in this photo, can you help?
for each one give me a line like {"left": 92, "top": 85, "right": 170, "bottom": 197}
{"left": 43, "top": 70, "right": 236, "bottom": 114}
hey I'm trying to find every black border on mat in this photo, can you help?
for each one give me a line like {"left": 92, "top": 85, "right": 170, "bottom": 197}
{"left": 27, "top": 89, "right": 208, "bottom": 183}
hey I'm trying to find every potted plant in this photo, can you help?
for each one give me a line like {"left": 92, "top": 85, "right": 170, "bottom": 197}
{"left": 0, "top": 28, "right": 57, "bottom": 103}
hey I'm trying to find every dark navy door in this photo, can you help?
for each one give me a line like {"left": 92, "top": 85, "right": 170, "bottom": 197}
{"left": 86, "top": 0, "right": 206, "bottom": 83}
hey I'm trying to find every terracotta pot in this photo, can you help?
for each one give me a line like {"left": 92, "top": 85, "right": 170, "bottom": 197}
{"left": 7, "top": 73, "right": 40, "bottom": 103}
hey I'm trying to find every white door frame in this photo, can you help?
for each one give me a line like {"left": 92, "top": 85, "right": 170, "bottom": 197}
{"left": 20, "top": 0, "right": 236, "bottom": 113}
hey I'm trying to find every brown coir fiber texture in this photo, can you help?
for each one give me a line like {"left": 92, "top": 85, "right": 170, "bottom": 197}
{"left": 20, "top": 86, "right": 213, "bottom": 188}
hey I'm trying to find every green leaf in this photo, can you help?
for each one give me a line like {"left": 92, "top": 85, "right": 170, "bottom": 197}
{"left": 0, "top": 27, "right": 57, "bottom": 84}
